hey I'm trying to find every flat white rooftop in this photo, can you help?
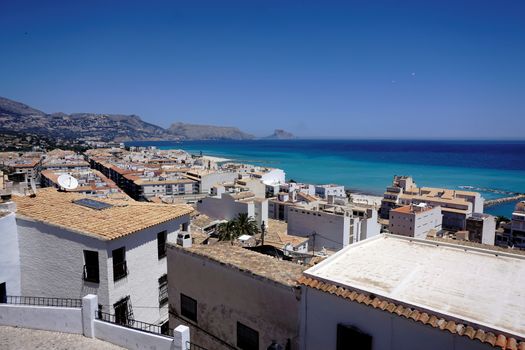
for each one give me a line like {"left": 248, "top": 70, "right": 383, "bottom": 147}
{"left": 305, "top": 234, "right": 525, "bottom": 338}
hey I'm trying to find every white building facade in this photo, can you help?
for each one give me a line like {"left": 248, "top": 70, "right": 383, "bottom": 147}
{"left": 389, "top": 204, "right": 442, "bottom": 238}
{"left": 287, "top": 207, "right": 379, "bottom": 252}
{"left": 298, "top": 234, "right": 524, "bottom": 350}
{"left": 12, "top": 189, "right": 192, "bottom": 327}
{"left": 197, "top": 191, "right": 268, "bottom": 227}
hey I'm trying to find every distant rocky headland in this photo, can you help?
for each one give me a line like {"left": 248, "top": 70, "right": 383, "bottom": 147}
{"left": 264, "top": 129, "right": 295, "bottom": 140}
{"left": 0, "top": 96, "right": 255, "bottom": 142}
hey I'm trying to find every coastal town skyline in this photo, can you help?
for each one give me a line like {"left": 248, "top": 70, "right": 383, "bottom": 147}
{"left": 1, "top": 2, "right": 525, "bottom": 349}
{"left": 1, "top": 0, "right": 525, "bottom": 139}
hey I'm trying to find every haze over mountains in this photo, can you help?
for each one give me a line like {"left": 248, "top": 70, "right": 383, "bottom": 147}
{"left": 0, "top": 96, "right": 261, "bottom": 142}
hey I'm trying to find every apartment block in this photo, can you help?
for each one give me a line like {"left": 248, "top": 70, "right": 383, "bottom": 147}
{"left": 389, "top": 204, "right": 442, "bottom": 238}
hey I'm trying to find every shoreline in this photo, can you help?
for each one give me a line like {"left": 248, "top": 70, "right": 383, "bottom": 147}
{"left": 131, "top": 141, "right": 525, "bottom": 216}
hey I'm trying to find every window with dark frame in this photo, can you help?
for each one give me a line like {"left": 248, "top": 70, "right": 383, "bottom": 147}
{"left": 157, "top": 231, "right": 167, "bottom": 259}
{"left": 83, "top": 250, "right": 99, "bottom": 283}
{"left": 112, "top": 247, "right": 127, "bottom": 281}
{"left": 336, "top": 324, "right": 372, "bottom": 350}
{"left": 0, "top": 282, "right": 6, "bottom": 304}
{"left": 237, "top": 322, "right": 259, "bottom": 350}
{"left": 180, "top": 293, "right": 197, "bottom": 322}
{"left": 160, "top": 320, "right": 170, "bottom": 335}
{"left": 114, "top": 296, "right": 130, "bottom": 325}
{"left": 158, "top": 274, "right": 168, "bottom": 306}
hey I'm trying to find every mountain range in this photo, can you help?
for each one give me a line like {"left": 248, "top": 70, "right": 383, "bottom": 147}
{"left": 0, "top": 96, "right": 256, "bottom": 142}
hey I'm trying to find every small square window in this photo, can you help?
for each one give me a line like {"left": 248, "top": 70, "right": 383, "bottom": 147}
{"left": 237, "top": 322, "right": 259, "bottom": 350}
{"left": 181, "top": 294, "right": 197, "bottom": 322}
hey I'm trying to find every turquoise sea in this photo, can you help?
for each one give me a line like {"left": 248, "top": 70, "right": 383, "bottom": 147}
{"left": 128, "top": 140, "right": 525, "bottom": 218}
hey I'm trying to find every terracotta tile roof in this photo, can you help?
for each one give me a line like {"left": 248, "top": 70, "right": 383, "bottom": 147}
{"left": 229, "top": 191, "right": 255, "bottom": 200}
{"left": 264, "top": 219, "right": 309, "bottom": 249}
{"left": 298, "top": 275, "right": 525, "bottom": 350}
{"left": 14, "top": 188, "right": 193, "bottom": 240}
{"left": 169, "top": 242, "right": 305, "bottom": 287}
{"left": 392, "top": 204, "right": 434, "bottom": 214}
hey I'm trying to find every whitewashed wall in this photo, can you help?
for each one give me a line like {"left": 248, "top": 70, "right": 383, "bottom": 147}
{"left": 16, "top": 213, "right": 190, "bottom": 326}
{"left": 16, "top": 218, "right": 110, "bottom": 308}
{"left": 0, "top": 212, "right": 21, "bottom": 295}
{"left": 106, "top": 215, "right": 189, "bottom": 325}
{"left": 287, "top": 208, "right": 349, "bottom": 251}
{"left": 0, "top": 304, "right": 82, "bottom": 334}
{"left": 300, "top": 287, "right": 495, "bottom": 350}
{"left": 94, "top": 320, "right": 176, "bottom": 350}
{"left": 200, "top": 172, "right": 238, "bottom": 193}
{"left": 197, "top": 194, "right": 253, "bottom": 222}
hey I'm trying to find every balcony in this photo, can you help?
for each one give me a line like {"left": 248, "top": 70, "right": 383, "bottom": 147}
{"left": 113, "top": 261, "right": 128, "bottom": 281}
{"left": 83, "top": 265, "right": 100, "bottom": 283}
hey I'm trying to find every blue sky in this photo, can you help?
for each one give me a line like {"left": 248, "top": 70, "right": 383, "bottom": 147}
{"left": 1, "top": 0, "right": 524, "bottom": 138}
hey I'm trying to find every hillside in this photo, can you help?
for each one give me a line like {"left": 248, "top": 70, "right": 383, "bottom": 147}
{"left": 168, "top": 122, "right": 254, "bottom": 140}
{"left": 0, "top": 96, "right": 254, "bottom": 142}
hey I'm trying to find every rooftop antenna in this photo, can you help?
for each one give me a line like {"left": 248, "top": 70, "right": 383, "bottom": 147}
{"left": 57, "top": 173, "right": 78, "bottom": 191}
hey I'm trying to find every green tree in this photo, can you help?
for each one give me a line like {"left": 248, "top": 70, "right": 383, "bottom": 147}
{"left": 217, "top": 220, "right": 239, "bottom": 245}
{"left": 234, "top": 213, "right": 259, "bottom": 236}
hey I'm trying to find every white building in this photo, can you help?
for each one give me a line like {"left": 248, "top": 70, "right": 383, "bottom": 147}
{"left": 315, "top": 184, "right": 346, "bottom": 199}
{"left": 11, "top": 188, "right": 193, "bottom": 327}
{"left": 0, "top": 204, "right": 21, "bottom": 299}
{"left": 511, "top": 201, "right": 525, "bottom": 248}
{"left": 185, "top": 170, "right": 238, "bottom": 194}
{"left": 465, "top": 213, "right": 496, "bottom": 245}
{"left": 287, "top": 206, "right": 380, "bottom": 252}
{"left": 299, "top": 234, "right": 525, "bottom": 350}
{"left": 250, "top": 168, "right": 286, "bottom": 187}
{"left": 389, "top": 204, "right": 442, "bottom": 238}
{"left": 196, "top": 188, "right": 268, "bottom": 227}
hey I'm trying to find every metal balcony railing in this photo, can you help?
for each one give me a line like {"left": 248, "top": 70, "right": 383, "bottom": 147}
{"left": 96, "top": 311, "right": 174, "bottom": 337}
{"left": 3, "top": 295, "right": 82, "bottom": 308}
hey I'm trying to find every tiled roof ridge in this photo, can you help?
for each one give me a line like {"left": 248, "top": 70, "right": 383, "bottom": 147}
{"left": 297, "top": 275, "right": 525, "bottom": 350}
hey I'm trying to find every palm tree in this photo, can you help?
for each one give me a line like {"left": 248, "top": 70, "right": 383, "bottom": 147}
{"left": 234, "top": 213, "right": 259, "bottom": 237}
{"left": 217, "top": 220, "right": 239, "bottom": 245}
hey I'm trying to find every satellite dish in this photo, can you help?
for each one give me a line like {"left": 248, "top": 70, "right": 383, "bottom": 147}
{"left": 57, "top": 174, "right": 79, "bottom": 190}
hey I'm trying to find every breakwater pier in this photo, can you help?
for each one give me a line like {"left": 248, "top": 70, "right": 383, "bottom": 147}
{"left": 485, "top": 194, "right": 525, "bottom": 207}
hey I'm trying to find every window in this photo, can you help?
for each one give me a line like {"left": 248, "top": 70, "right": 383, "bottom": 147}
{"left": 336, "top": 324, "right": 372, "bottom": 350}
{"left": 159, "top": 274, "right": 168, "bottom": 306}
{"left": 157, "top": 231, "right": 167, "bottom": 259}
{"left": 83, "top": 250, "right": 99, "bottom": 283}
{"left": 0, "top": 282, "right": 6, "bottom": 304}
{"left": 114, "top": 296, "right": 130, "bottom": 325}
{"left": 160, "top": 320, "right": 170, "bottom": 335}
{"left": 237, "top": 322, "right": 259, "bottom": 350}
{"left": 180, "top": 294, "right": 197, "bottom": 322}
{"left": 181, "top": 222, "right": 189, "bottom": 231}
{"left": 112, "top": 247, "right": 127, "bottom": 281}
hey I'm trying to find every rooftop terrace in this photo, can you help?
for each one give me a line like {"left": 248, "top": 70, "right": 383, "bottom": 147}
{"left": 304, "top": 234, "right": 525, "bottom": 339}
